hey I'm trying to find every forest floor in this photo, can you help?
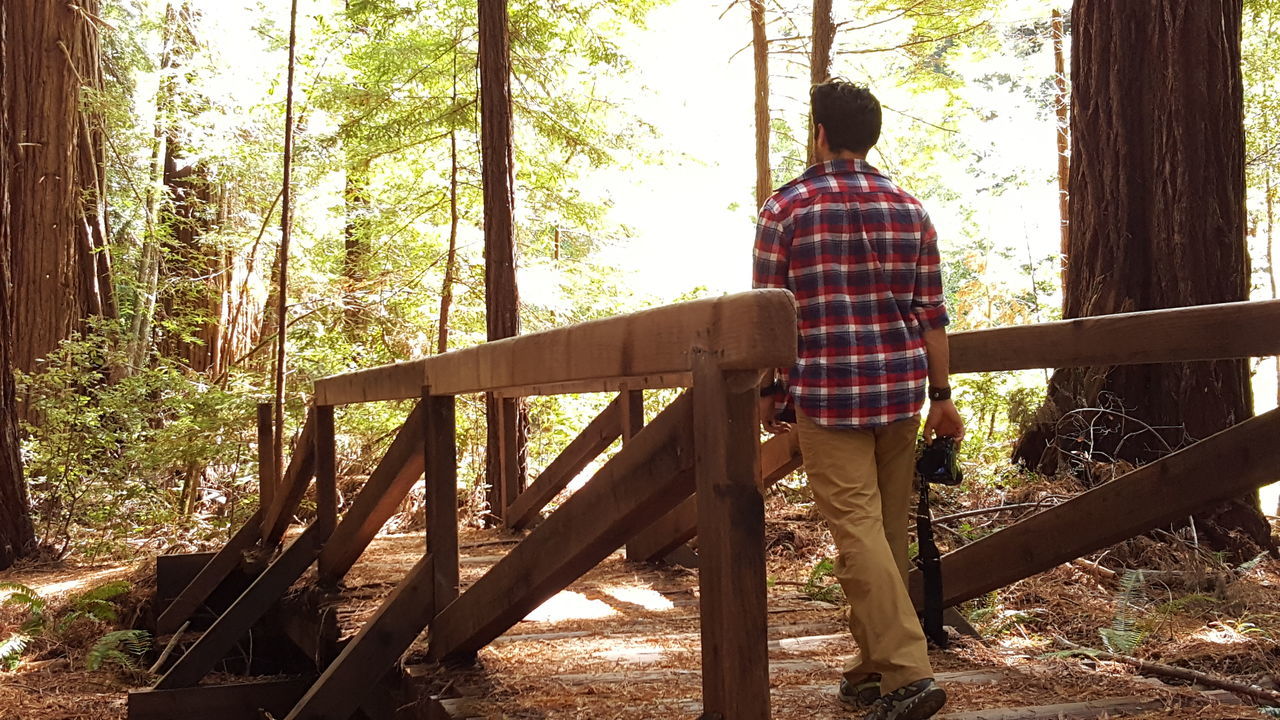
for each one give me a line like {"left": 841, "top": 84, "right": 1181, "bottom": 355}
{"left": 2, "top": 485, "right": 1279, "bottom": 719}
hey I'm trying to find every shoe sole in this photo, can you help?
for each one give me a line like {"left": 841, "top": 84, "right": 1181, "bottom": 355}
{"left": 887, "top": 685, "right": 947, "bottom": 720}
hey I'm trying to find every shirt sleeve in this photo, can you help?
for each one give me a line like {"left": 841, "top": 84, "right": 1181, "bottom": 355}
{"left": 912, "top": 213, "right": 950, "bottom": 331}
{"left": 753, "top": 198, "right": 791, "bottom": 290}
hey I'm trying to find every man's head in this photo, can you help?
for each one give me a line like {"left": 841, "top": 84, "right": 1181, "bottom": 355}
{"left": 811, "top": 80, "right": 881, "bottom": 161}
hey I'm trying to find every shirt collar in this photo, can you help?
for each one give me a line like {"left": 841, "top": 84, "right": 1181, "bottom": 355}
{"left": 796, "top": 157, "right": 885, "bottom": 183}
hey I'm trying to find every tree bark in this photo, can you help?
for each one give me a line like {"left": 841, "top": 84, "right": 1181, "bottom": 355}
{"left": 751, "top": 0, "right": 772, "bottom": 208}
{"left": 0, "top": 2, "right": 37, "bottom": 570}
{"left": 437, "top": 128, "right": 459, "bottom": 355}
{"left": 1052, "top": 8, "right": 1070, "bottom": 296}
{"left": 1014, "top": 0, "right": 1270, "bottom": 556}
{"left": 479, "top": 0, "right": 525, "bottom": 524}
{"left": 7, "top": 0, "right": 108, "bottom": 376}
{"left": 342, "top": 159, "right": 370, "bottom": 332}
{"left": 806, "top": 0, "right": 834, "bottom": 167}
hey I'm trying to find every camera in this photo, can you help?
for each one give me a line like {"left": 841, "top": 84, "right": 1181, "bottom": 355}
{"left": 916, "top": 436, "right": 962, "bottom": 486}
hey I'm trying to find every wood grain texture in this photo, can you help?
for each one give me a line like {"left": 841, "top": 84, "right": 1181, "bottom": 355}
{"left": 909, "top": 406, "right": 1280, "bottom": 609}
{"left": 283, "top": 555, "right": 434, "bottom": 720}
{"left": 950, "top": 299, "right": 1280, "bottom": 373}
{"left": 263, "top": 408, "right": 318, "bottom": 545}
{"left": 317, "top": 404, "right": 425, "bottom": 585}
{"left": 691, "top": 350, "right": 770, "bottom": 720}
{"left": 128, "top": 678, "right": 313, "bottom": 720}
{"left": 427, "top": 393, "right": 697, "bottom": 662}
{"left": 155, "top": 524, "right": 327, "bottom": 689}
{"left": 313, "top": 406, "right": 336, "bottom": 538}
{"left": 425, "top": 392, "right": 459, "bottom": 613}
{"left": 156, "top": 509, "right": 262, "bottom": 634}
{"left": 314, "top": 290, "right": 796, "bottom": 404}
{"left": 505, "top": 397, "right": 621, "bottom": 530}
{"left": 257, "top": 403, "right": 276, "bottom": 519}
{"left": 492, "top": 372, "right": 691, "bottom": 398}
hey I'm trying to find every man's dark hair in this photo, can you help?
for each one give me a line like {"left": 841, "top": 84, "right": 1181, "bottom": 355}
{"left": 811, "top": 80, "right": 881, "bottom": 154}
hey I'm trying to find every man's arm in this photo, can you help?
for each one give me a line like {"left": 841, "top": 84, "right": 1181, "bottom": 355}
{"left": 913, "top": 214, "right": 965, "bottom": 442}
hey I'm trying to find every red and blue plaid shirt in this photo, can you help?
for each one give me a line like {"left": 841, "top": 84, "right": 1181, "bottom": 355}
{"left": 753, "top": 159, "right": 949, "bottom": 429}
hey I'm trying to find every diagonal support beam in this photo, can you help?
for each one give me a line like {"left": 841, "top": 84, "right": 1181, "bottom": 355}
{"left": 284, "top": 554, "right": 434, "bottom": 720}
{"left": 156, "top": 509, "right": 263, "bottom": 634}
{"left": 427, "top": 393, "right": 696, "bottom": 662}
{"left": 626, "top": 431, "right": 801, "bottom": 563}
{"left": 317, "top": 403, "right": 426, "bottom": 585}
{"left": 263, "top": 408, "right": 319, "bottom": 545}
{"left": 908, "top": 407, "right": 1280, "bottom": 609}
{"left": 505, "top": 396, "right": 622, "bottom": 530}
{"left": 154, "top": 524, "right": 328, "bottom": 689}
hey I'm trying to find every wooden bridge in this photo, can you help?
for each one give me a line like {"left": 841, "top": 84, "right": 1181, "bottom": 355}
{"left": 127, "top": 290, "right": 1280, "bottom": 719}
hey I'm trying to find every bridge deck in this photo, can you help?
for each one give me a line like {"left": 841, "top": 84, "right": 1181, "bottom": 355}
{"left": 274, "top": 530, "right": 1242, "bottom": 720}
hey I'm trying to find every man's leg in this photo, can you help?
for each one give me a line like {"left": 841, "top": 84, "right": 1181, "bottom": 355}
{"left": 876, "top": 416, "right": 921, "bottom": 584}
{"left": 795, "top": 411, "right": 933, "bottom": 694}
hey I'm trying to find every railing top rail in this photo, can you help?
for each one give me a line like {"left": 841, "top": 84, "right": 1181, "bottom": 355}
{"left": 314, "top": 289, "right": 797, "bottom": 405}
{"left": 950, "top": 298, "right": 1280, "bottom": 373}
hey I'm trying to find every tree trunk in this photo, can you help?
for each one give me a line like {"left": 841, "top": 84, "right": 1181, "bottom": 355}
{"left": 0, "top": 2, "right": 37, "bottom": 570}
{"left": 479, "top": 0, "right": 526, "bottom": 524}
{"left": 437, "top": 128, "right": 459, "bottom": 355}
{"left": 7, "top": 0, "right": 108, "bottom": 377}
{"left": 806, "top": 0, "right": 834, "bottom": 167}
{"left": 751, "top": 0, "right": 772, "bottom": 208}
{"left": 1014, "top": 0, "right": 1271, "bottom": 557}
{"left": 342, "top": 159, "right": 370, "bottom": 332}
{"left": 1052, "top": 8, "right": 1070, "bottom": 296}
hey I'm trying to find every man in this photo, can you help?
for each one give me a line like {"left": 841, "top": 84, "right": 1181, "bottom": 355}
{"left": 753, "top": 80, "right": 964, "bottom": 720}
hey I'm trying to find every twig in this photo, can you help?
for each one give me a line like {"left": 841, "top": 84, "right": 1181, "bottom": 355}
{"left": 933, "top": 501, "right": 1057, "bottom": 524}
{"left": 1055, "top": 637, "right": 1280, "bottom": 705}
{"left": 1070, "top": 557, "right": 1118, "bottom": 579}
{"left": 148, "top": 620, "right": 190, "bottom": 674}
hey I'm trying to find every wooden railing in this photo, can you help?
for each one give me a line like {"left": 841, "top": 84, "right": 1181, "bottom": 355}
{"left": 134, "top": 295, "right": 1280, "bottom": 720}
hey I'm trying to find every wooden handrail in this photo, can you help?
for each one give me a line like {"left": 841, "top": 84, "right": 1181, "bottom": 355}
{"left": 950, "top": 299, "right": 1280, "bottom": 373}
{"left": 313, "top": 289, "right": 797, "bottom": 405}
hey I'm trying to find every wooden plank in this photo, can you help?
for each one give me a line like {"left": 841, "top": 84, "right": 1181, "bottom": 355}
{"left": 284, "top": 555, "right": 435, "bottom": 720}
{"left": 620, "top": 388, "right": 644, "bottom": 442}
{"left": 317, "top": 404, "right": 425, "bottom": 584}
{"left": 492, "top": 372, "right": 691, "bottom": 399}
{"left": 258, "top": 403, "right": 276, "bottom": 523}
{"left": 155, "top": 552, "right": 215, "bottom": 608}
{"left": 425, "top": 391, "right": 459, "bottom": 613}
{"left": 314, "top": 289, "right": 797, "bottom": 404}
{"left": 950, "top": 299, "right": 1280, "bottom": 373}
{"left": 691, "top": 349, "right": 770, "bottom": 720}
{"left": 154, "top": 524, "right": 327, "bottom": 689}
{"left": 314, "top": 405, "right": 336, "bottom": 538}
{"left": 908, "top": 407, "right": 1280, "bottom": 609}
{"left": 264, "top": 408, "right": 319, "bottom": 545}
{"left": 496, "top": 396, "right": 521, "bottom": 520}
{"left": 427, "top": 393, "right": 698, "bottom": 662}
{"left": 626, "top": 431, "right": 801, "bottom": 563}
{"left": 128, "top": 678, "right": 313, "bottom": 720}
{"left": 506, "top": 397, "right": 622, "bottom": 530}
{"left": 157, "top": 509, "right": 263, "bottom": 634}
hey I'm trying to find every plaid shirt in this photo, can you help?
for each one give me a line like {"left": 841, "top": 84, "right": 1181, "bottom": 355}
{"left": 753, "top": 159, "right": 949, "bottom": 428}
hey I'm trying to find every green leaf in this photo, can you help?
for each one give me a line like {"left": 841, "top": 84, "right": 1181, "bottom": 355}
{"left": 85, "top": 629, "right": 151, "bottom": 671}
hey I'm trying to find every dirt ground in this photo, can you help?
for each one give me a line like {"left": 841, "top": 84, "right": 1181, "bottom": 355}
{"left": 2, "top": 491, "right": 1279, "bottom": 720}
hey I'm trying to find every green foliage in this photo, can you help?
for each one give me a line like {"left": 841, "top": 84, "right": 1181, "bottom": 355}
{"left": 802, "top": 557, "right": 844, "bottom": 604}
{"left": 85, "top": 630, "right": 152, "bottom": 671}
{"left": 1099, "top": 570, "right": 1148, "bottom": 655}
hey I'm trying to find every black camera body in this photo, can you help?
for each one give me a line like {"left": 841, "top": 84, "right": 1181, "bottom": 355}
{"left": 916, "top": 436, "right": 962, "bottom": 486}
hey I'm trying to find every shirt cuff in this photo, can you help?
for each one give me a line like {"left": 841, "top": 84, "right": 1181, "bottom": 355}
{"left": 914, "top": 304, "right": 950, "bottom": 331}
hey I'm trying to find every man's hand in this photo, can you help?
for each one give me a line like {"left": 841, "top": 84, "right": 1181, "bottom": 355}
{"left": 758, "top": 393, "right": 791, "bottom": 435}
{"left": 922, "top": 399, "right": 964, "bottom": 443}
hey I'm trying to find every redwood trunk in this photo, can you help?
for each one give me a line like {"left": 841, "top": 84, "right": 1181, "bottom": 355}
{"left": 479, "top": 0, "right": 525, "bottom": 523}
{"left": 1015, "top": 0, "right": 1269, "bottom": 555}
{"left": 750, "top": 0, "right": 771, "bottom": 208}
{"left": 0, "top": 2, "right": 36, "bottom": 570}
{"left": 7, "top": 0, "right": 107, "bottom": 375}
{"left": 807, "top": 0, "right": 835, "bottom": 167}
{"left": 1052, "top": 9, "right": 1070, "bottom": 294}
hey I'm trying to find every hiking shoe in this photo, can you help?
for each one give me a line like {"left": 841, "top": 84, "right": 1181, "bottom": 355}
{"left": 837, "top": 674, "right": 881, "bottom": 708}
{"left": 861, "top": 678, "right": 946, "bottom": 720}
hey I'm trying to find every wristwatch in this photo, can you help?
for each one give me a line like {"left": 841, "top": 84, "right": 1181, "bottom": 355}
{"left": 928, "top": 386, "right": 952, "bottom": 402}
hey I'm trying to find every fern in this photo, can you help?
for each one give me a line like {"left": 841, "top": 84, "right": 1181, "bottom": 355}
{"left": 1100, "top": 569, "right": 1147, "bottom": 655}
{"left": 74, "top": 581, "right": 131, "bottom": 605}
{"left": 0, "top": 633, "right": 30, "bottom": 670}
{"left": 802, "top": 557, "right": 844, "bottom": 604}
{"left": 85, "top": 629, "right": 151, "bottom": 671}
{"left": 1, "top": 582, "right": 46, "bottom": 635}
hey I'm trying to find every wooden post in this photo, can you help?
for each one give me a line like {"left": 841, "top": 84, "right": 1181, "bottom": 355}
{"left": 691, "top": 347, "right": 769, "bottom": 720}
{"left": 257, "top": 403, "right": 275, "bottom": 528}
{"left": 313, "top": 405, "right": 336, "bottom": 539}
{"left": 492, "top": 396, "right": 520, "bottom": 524}
{"left": 620, "top": 387, "right": 644, "bottom": 443}
{"left": 424, "top": 388, "right": 458, "bottom": 615}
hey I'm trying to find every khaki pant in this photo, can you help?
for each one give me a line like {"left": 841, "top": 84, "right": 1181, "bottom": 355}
{"left": 795, "top": 410, "right": 933, "bottom": 694}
